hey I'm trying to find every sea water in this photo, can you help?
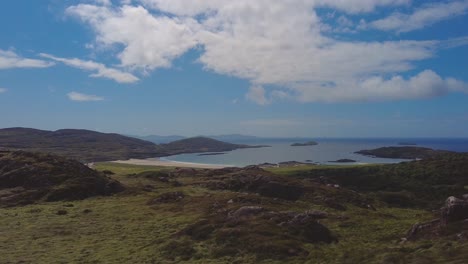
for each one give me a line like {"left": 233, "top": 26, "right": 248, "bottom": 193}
{"left": 161, "top": 138, "right": 468, "bottom": 167}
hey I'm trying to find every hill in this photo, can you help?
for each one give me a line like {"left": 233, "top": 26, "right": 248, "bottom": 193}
{"left": 0, "top": 128, "right": 266, "bottom": 162}
{"left": 0, "top": 150, "right": 123, "bottom": 207}
{"left": 134, "top": 135, "right": 186, "bottom": 144}
{"left": 355, "top": 146, "right": 453, "bottom": 159}
{"left": 0, "top": 127, "right": 162, "bottom": 162}
{"left": 160, "top": 136, "right": 268, "bottom": 155}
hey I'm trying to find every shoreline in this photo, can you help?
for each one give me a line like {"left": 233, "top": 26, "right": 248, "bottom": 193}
{"left": 111, "top": 158, "right": 232, "bottom": 169}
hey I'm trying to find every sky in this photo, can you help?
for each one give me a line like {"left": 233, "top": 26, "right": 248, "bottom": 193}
{"left": 0, "top": 0, "right": 467, "bottom": 138}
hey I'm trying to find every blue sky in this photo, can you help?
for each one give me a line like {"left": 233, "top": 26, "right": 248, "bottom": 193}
{"left": 0, "top": 0, "right": 467, "bottom": 137}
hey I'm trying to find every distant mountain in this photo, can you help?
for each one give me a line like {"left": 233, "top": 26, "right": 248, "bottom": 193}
{"left": 136, "top": 135, "right": 186, "bottom": 144}
{"left": 0, "top": 127, "right": 162, "bottom": 162}
{"left": 161, "top": 136, "right": 269, "bottom": 155}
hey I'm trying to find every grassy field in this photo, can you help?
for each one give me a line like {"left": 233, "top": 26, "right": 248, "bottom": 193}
{"left": 1, "top": 162, "right": 467, "bottom": 263}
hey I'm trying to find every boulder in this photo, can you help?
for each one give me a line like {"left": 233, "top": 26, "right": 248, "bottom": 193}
{"left": 440, "top": 195, "right": 468, "bottom": 225}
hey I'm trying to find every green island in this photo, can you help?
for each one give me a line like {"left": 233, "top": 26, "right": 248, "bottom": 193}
{"left": 291, "top": 141, "right": 319, "bottom": 147}
{"left": 1, "top": 148, "right": 467, "bottom": 263}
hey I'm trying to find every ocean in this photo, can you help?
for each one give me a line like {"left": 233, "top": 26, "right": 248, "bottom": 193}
{"left": 161, "top": 138, "right": 468, "bottom": 167}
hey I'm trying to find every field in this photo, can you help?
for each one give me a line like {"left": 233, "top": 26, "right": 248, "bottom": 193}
{"left": 1, "top": 162, "right": 467, "bottom": 263}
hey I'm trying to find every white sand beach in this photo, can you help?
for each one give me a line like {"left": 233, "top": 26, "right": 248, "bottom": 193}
{"left": 111, "top": 158, "right": 230, "bottom": 169}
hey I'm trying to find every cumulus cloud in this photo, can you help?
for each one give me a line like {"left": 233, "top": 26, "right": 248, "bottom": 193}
{"left": 370, "top": 0, "right": 468, "bottom": 32}
{"left": 40, "top": 53, "right": 139, "bottom": 83}
{"left": 0, "top": 88, "right": 7, "bottom": 93}
{"left": 65, "top": 0, "right": 468, "bottom": 103}
{"left": 294, "top": 70, "right": 468, "bottom": 102}
{"left": 315, "top": 0, "right": 410, "bottom": 14}
{"left": 0, "top": 49, "right": 54, "bottom": 69}
{"left": 66, "top": 4, "right": 198, "bottom": 71}
{"left": 67, "top": 91, "right": 104, "bottom": 101}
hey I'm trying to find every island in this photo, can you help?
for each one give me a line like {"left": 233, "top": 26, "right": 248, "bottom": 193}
{"left": 291, "top": 141, "right": 318, "bottom": 146}
{"left": 355, "top": 146, "right": 453, "bottom": 159}
{"left": 328, "top": 159, "right": 357, "bottom": 163}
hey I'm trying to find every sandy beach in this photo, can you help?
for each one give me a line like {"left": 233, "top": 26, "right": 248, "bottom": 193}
{"left": 111, "top": 158, "right": 230, "bottom": 169}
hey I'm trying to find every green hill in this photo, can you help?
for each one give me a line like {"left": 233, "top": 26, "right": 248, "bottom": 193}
{"left": 0, "top": 127, "right": 162, "bottom": 162}
{"left": 0, "top": 150, "right": 123, "bottom": 207}
{"left": 0, "top": 128, "right": 266, "bottom": 162}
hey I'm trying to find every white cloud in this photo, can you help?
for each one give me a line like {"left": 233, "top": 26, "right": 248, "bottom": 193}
{"left": 40, "top": 53, "right": 139, "bottom": 83}
{"left": 0, "top": 49, "right": 54, "bottom": 69}
{"left": 370, "top": 0, "right": 468, "bottom": 32}
{"left": 0, "top": 88, "right": 7, "bottom": 93}
{"left": 294, "top": 70, "right": 468, "bottom": 102}
{"left": 65, "top": 0, "right": 468, "bottom": 104}
{"left": 245, "top": 85, "right": 269, "bottom": 106}
{"left": 67, "top": 91, "right": 104, "bottom": 102}
{"left": 66, "top": 4, "right": 199, "bottom": 71}
{"left": 315, "top": 0, "right": 410, "bottom": 14}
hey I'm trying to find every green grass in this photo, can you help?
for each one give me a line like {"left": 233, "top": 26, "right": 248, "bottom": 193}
{"left": 1, "top": 162, "right": 467, "bottom": 263}
{"left": 266, "top": 163, "right": 381, "bottom": 175}
{"left": 94, "top": 161, "right": 176, "bottom": 175}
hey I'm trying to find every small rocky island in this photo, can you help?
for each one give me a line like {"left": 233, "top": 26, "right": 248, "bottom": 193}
{"left": 291, "top": 141, "right": 318, "bottom": 146}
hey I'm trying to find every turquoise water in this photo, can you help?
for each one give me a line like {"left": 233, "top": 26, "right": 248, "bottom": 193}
{"left": 161, "top": 138, "right": 468, "bottom": 167}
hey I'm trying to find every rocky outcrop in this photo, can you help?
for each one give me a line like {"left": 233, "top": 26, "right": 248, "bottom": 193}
{"left": 0, "top": 151, "right": 124, "bottom": 207}
{"left": 406, "top": 194, "right": 468, "bottom": 240}
{"left": 440, "top": 195, "right": 468, "bottom": 225}
{"left": 201, "top": 167, "right": 305, "bottom": 201}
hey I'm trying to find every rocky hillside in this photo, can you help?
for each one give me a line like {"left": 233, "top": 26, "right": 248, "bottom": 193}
{"left": 0, "top": 150, "right": 124, "bottom": 207}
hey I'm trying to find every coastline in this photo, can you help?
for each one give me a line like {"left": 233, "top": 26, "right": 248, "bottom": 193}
{"left": 111, "top": 158, "right": 231, "bottom": 169}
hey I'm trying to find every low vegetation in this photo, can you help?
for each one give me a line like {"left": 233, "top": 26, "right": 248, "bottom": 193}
{"left": 1, "top": 153, "right": 467, "bottom": 263}
{"left": 0, "top": 151, "right": 123, "bottom": 207}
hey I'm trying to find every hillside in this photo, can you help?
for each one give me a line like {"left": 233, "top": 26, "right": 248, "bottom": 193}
{"left": 160, "top": 136, "right": 269, "bottom": 155}
{"left": 135, "top": 135, "right": 186, "bottom": 144}
{"left": 0, "top": 128, "right": 266, "bottom": 162}
{"left": 0, "top": 150, "right": 123, "bottom": 207}
{"left": 1, "top": 159, "right": 466, "bottom": 263}
{"left": 283, "top": 153, "right": 468, "bottom": 208}
{"left": 0, "top": 127, "right": 162, "bottom": 162}
{"left": 355, "top": 146, "right": 453, "bottom": 159}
